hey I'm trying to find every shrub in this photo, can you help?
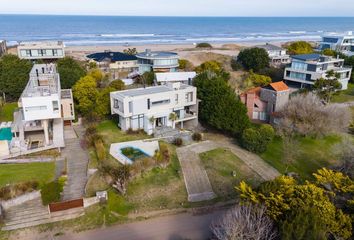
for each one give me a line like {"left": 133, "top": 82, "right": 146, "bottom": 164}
{"left": 85, "top": 124, "right": 97, "bottom": 136}
{"left": 241, "top": 125, "right": 275, "bottom": 153}
{"left": 237, "top": 48, "right": 270, "bottom": 72}
{"left": 109, "top": 79, "right": 125, "bottom": 90}
{"left": 173, "top": 137, "right": 183, "bottom": 146}
{"left": 40, "top": 178, "right": 66, "bottom": 205}
{"left": 94, "top": 139, "right": 106, "bottom": 162}
{"left": 179, "top": 59, "right": 194, "bottom": 71}
{"left": 0, "top": 181, "right": 39, "bottom": 200}
{"left": 245, "top": 70, "right": 272, "bottom": 87}
{"left": 196, "top": 42, "right": 212, "bottom": 48}
{"left": 287, "top": 41, "right": 313, "bottom": 55}
{"left": 155, "top": 143, "right": 171, "bottom": 168}
{"left": 231, "top": 58, "right": 243, "bottom": 71}
{"left": 192, "top": 132, "right": 202, "bottom": 141}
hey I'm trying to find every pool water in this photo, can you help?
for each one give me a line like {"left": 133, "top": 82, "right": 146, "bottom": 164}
{"left": 121, "top": 147, "right": 150, "bottom": 161}
{"left": 0, "top": 128, "right": 12, "bottom": 141}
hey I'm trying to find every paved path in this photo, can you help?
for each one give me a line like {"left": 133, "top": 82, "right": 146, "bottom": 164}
{"left": 58, "top": 209, "right": 226, "bottom": 240}
{"left": 61, "top": 126, "right": 89, "bottom": 201}
{"left": 177, "top": 139, "right": 280, "bottom": 202}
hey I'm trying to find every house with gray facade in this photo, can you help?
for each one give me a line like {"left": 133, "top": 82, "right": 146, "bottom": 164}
{"left": 256, "top": 43, "right": 291, "bottom": 67}
{"left": 284, "top": 54, "right": 352, "bottom": 90}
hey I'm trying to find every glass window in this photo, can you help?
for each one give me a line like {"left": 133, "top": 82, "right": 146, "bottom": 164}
{"left": 52, "top": 101, "right": 59, "bottom": 111}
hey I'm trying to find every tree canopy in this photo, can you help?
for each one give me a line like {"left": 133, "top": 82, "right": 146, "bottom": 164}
{"left": 313, "top": 70, "right": 342, "bottom": 103}
{"left": 237, "top": 170, "right": 353, "bottom": 240}
{"left": 194, "top": 72, "right": 250, "bottom": 136}
{"left": 286, "top": 41, "right": 314, "bottom": 55}
{"left": 0, "top": 54, "right": 32, "bottom": 100}
{"left": 72, "top": 75, "right": 99, "bottom": 116}
{"left": 57, "top": 57, "right": 86, "bottom": 89}
{"left": 237, "top": 47, "right": 270, "bottom": 72}
{"left": 245, "top": 70, "right": 272, "bottom": 87}
{"left": 109, "top": 79, "right": 125, "bottom": 91}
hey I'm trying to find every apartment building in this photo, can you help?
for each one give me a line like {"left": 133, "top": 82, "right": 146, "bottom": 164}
{"left": 86, "top": 51, "right": 138, "bottom": 79}
{"left": 284, "top": 54, "right": 352, "bottom": 90}
{"left": 319, "top": 32, "right": 354, "bottom": 56}
{"left": 155, "top": 72, "right": 196, "bottom": 85}
{"left": 110, "top": 83, "right": 198, "bottom": 135}
{"left": 17, "top": 41, "right": 65, "bottom": 60}
{"left": 136, "top": 49, "right": 179, "bottom": 74}
{"left": 10, "top": 64, "right": 74, "bottom": 154}
{"left": 256, "top": 43, "right": 291, "bottom": 66}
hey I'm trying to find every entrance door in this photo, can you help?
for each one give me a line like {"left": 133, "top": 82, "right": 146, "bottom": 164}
{"left": 155, "top": 117, "right": 166, "bottom": 127}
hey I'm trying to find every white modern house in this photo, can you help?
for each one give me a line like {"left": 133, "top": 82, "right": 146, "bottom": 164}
{"left": 17, "top": 41, "right": 65, "bottom": 60}
{"left": 319, "top": 32, "right": 354, "bottom": 56}
{"left": 9, "top": 64, "right": 74, "bottom": 156}
{"left": 136, "top": 49, "right": 179, "bottom": 74}
{"left": 256, "top": 43, "right": 291, "bottom": 66}
{"left": 155, "top": 72, "right": 196, "bottom": 85}
{"left": 110, "top": 83, "right": 198, "bottom": 135}
{"left": 284, "top": 54, "right": 352, "bottom": 90}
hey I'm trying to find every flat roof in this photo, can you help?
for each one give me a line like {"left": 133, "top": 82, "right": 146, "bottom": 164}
{"left": 155, "top": 72, "right": 196, "bottom": 82}
{"left": 116, "top": 85, "right": 173, "bottom": 97}
{"left": 136, "top": 50, "right": 178, "bottom": 59}
{"left": 18, "top": 41, "right": 64, "bottom": 47}
{"left": 292, "top": 54, "right": 321, "bottom": 61}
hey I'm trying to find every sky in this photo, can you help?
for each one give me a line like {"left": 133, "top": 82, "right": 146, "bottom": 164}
{"left": 0, "top": 0, "right": 354, "bottom": 17}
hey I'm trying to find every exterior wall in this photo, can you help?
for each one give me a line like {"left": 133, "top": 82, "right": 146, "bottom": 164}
{"left": 109, "top": 60, "right": 138, "bottom": 70}
{"left": 260, "top": 88, "right": 290, "bottom": 114}
{"left": 0, "top": 40, "right": 6, "bottom": 57}
{"left": 111, "top": 85, "right": 197, "bottom": 134}
{"left": 21, "top": 94, "right": 61, "bottom": 121}
{"left": 17, "top": 42, "right": 65, "bottom": 60}
{"left": 61, "top": 97, "right": 75, "bottom": 121}
{"left": 240, "top": 92, "right": 267, "bottom": 121}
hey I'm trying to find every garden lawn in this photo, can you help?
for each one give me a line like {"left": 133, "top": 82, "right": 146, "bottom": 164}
{"left": 260, "top": 135, "right": 343, "bottom": 180}
{"left": 0, "top": 102, "right": 17, "bottom": 122}
{"left": 91, "top": 120, "right": 149, "bottom": 168}
{"left": 0, "top": 162, "right": 55, "bottom": 187}
{"left": 332, "top": 83, "right": 354, "bottom": 103}
{"left": 200, "top": 148, "right": 262, "bottom": 200}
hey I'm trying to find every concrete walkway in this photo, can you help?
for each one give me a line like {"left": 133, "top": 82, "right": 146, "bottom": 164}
{"left": 177, "top": 139, "right": 280, "bottom": 202}
{"left": 61, "top": 125, "right": 89, "bottom": 201}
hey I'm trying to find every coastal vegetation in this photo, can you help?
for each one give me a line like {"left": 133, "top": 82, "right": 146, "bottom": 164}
{"left": 196, "top": 42, "right": 213, "bottom": 48}
{"left": 286, "top": 41, "right": 314, "bottom": 55}
{"left": 0, "top": 54, "right": 32, "bottom": 100}
{"left": 57, "top": 57, "right": 86, "bottom": 89}
{"left": 237, "top": 47, "right": 270, "bottom": 72}
{"left": 0, "top": 102, "right": 17, "bottom": 121}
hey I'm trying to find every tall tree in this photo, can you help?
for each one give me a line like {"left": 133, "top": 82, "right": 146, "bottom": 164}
{"left": 57, "top": 57, "right": 86, "bottom": 89}
{"left": 237, "top": 47, "right": 270, "bottom": 72}
{"left": 194, "top": 72, "right": 250, "bottom": 136}
{"left": 0, "top": 54, "right": 32, "bottom": 100}
{"left": 314, "top": 70, "right": 342, "bottom": 103}
{"left": 72, "top": 75, "right": 98, "bottom": 115}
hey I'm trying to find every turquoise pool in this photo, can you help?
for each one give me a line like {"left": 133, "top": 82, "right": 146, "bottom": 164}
{"left": 0, "top": 128, "right": 12, "bottom": 141}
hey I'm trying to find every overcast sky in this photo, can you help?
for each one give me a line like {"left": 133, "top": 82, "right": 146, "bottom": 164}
{"left": 0, "top": 0, "right": 353, "bottom": 17}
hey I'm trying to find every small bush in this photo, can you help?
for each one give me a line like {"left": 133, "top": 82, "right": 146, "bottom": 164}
{"left": 85, "top": 124, "right": 97, "bottom": 136}
{"left": 173, "top": 137, "right": 183, "bottom": 146}
{"left": 126, "top": 128, "right": 145, "bottom": 135}
{"left": 196, "top": 42, "right": 212, "bottom": 48}
{"left": 192, "top": 132, "right": 203, "bottom": 141}
{"left": 94, "top": 139, "right": 106, "bottom": 161}
{"left": 0, "top": 181, "right": 39, "bottom": 201}
{"left": 231, "top": 58, "right": 243, "bottom": 71}
{"left": 40, "top": 178, "right": 66, "bottom": 205}
{"left": 241, "top": 125, "right": 275, "bottom": 153}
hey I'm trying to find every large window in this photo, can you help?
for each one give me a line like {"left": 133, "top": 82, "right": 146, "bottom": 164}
{"left": 130, "top": 115, "right": 144, "bottom": 129}
{"left": 323, "top": 37, "right": 339, "bottom": 43}
{"left": 289, "top": 72, "right": 306, "bottom": 81}
{"left": 153, "top": 59, "right": 178, "bottom": 67}
{"left": 25, "top": 106, "right": 47, "bottom": 112}
{"left": 185, "top": 92, "right": 194, "bottom": 102}
{"left": 151, "top": 99, "right": 170, "bottom": 106}
{"left": 52, "top": 101, "right": 59, "bottom": 111}
{"left": 291, "top": 60, "right": 307, "bottom": 71}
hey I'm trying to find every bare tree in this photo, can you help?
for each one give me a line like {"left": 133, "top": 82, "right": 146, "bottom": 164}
{"left": 210, "top": 204, "right": 277, "bottom": 240}
{"left": 332, "top": 138, "right": 354, "bottom": 178}
{"left": 277, "top": 93, "right": 350, "bottom": 137}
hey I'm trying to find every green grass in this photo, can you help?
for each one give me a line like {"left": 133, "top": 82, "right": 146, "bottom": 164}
{"left": 260, "top": 135, "right": 343, "bottom": 180}
{"left": 0, "top": 102, "right": 17, "bottom": 122}
{"left": 89, "top": 120, "right": 149, "bottom": 168}
{"left": 332, "top": 83, "right": 354, "bottom": 103}
{"left": 200, "top": 148, "right": 262, "bottom": 200}
{"left": 0, "top": 162, "right": 55, "bottom": 187}
{"left": 40, "top": 176, "right": 66, "bottom": 205}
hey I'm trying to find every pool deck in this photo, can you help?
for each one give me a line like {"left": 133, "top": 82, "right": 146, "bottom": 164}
{"left": 110, "top": 140, "right": 159, "bottom": 165}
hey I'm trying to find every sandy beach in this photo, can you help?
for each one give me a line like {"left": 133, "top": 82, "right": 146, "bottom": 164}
{"left": 64, "top": 42, "right": 283, "bottom": 66}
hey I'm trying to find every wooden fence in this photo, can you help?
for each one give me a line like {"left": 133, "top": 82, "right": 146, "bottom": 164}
{"left": 49, "top": 198, "right": 84, "bottom": 213}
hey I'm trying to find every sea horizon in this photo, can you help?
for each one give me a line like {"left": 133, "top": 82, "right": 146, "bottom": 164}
{"left": 1, "top": 14, "right": 354, "bottom": 46}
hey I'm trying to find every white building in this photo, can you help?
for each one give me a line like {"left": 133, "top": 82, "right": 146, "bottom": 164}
{"left": 17, "top": 41, "right": 65, "bottom": 60}
{"left": 256, "top": 43, "right": 291, "bottom": 66}
{"left": 155, "top": 72, "right": 196, "bottom": 85}
{"left": 284, "top": 54, "right": 352, "bottom": 90}
{"left": 0, "top": 40, "right": 6, "bottom": 57}
{"left": 319, "top": 32, "right": 354, "bottom": 56}
{"left": 136, "top": 49, "right": 179, "bottom": 74}
{"left": 110, "top": 83, "right": 198, "bottom": 135}
{"left": 10, "top": 64, "right": 74, "bottom": 155}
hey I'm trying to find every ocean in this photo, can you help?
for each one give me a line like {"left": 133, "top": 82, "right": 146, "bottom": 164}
{"left": 1, "top": 15, "right": 354, "bottom": 46}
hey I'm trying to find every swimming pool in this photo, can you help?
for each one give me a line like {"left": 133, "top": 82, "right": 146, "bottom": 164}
{"left": 0, "top": 128, "right": 12, "bottom": 141}
{"left": 121, "top": 147, "right": 150, "bottom": 161}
